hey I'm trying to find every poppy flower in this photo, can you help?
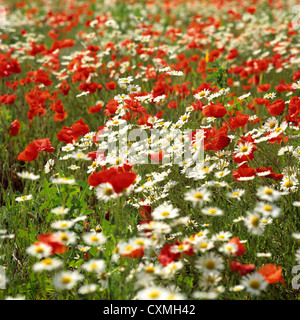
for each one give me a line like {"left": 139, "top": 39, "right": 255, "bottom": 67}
{"left": 88, "top": 103, "right": 103, "bottom": 114}
{"left": 0, "top": 94, "right": 17, "bottom": 105}
{"left": 226, "top": 49, "right": 239, "bottom": 60}
{"left": 257, "top": 84, "right": 271, "bottom": 92}
{"left": 28, "top": 69, "right": 52, "bottom": 87}
{"left": 288, "top": 96, "right": 300, "bottom": 120}
{"left": 227, "top": 111, "right": 250, "bottom": 130}
{"left": 9, "top": 119, "right": 21, "bottom": 136}
{"left": 121, "top": 247, "right": 144, "bottom": 259}
{"left": 275, "top": 79, "right": 293, "bottom": 93}
{"left": 228, "top": 237, "right": 246, "bottom": 256}
{"left": 37, "top": 233, "right": 68, "bottom": 255}
{"left": 258, "top": 264, "right": 286, "bottom": 285}
{"left": 88, "top": 165, "right": 136, "bottom": 194}
{"left": 158, "top": 243, "right": 180, "bottom": 266}
{"left": 202, "top": 102, "right": 227, "bottom": 118}
{"left": 230, "top": 261, "right": 255, "bottom": 276}
{"left": 232, "top": 163, "right": 256, "bottom": 182}
{"left": 57, "top": 118, "right": 89, "bottom": 144}
{"left": 50, "top": 99, "right": 67, "bottom": 122}
{"left": 105, "top": 81, "right": 117, "bottom": 90}
{"left": 78, "top": 82, "right": 103, "bottom": 94}
{"left": 198, "top": 126, "right": 231, "bottom": 151}
{"left": 17, "top": 138, "right": 54, "bottom": 161}
{"left": 266, "top": 99, "right": 285, "bottom": 116}
{"left": 255, "top": 167, "right": 283, "bottom": 181}
{"left": 149, "top": 150, "right": 166, "bottom": 162}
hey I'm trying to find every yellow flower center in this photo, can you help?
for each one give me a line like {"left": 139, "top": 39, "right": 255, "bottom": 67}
{"left": 145, "top": 266, "right": 155, "bottom": 273}
{"left": 285, "top": 181, "right": 294, "bottom": 188}
{"left": 251, "top": 217, "right": 259, "bottom": 227}
{"left": 62, "top": 276, "right": 72, "bottom": 284}
{"left": 264, "top": 189, "right": 273, "bottom": 195}
{"left": 104, "top": 187, "right": 113, "bottom": 196}
{"left": 205, "top": 261, "right": 216, "bottom": 270}
{"left": 149, "top": 291, "right": 159, "bottom": 299}
{"left": 208, "top": 209, "right": 217, "bottom": 214}
{"left": 42, "top": 258, "right": 53, "bottom": 265}
{"left": 264, "top": 205, "right": 272, "bottom": 211}
{"left": 60, "top": 233, "right": 69, "bottom": 241}
{"left": 269, "top": 122, "right": 275, "bottom": 129}
{"left": 249, "top": 280, "right": 260, "bottom": 289}
{"left": 90, "top": 235, "right": 99, "bottom": 242}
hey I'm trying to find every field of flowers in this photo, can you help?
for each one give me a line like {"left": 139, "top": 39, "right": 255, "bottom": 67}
{"left": 0, "top": 0, "right": 300, "bottom": 301}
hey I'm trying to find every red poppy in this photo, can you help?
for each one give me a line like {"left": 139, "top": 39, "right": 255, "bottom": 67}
{"left": 149, "top": 150, "right": 166, "bottom": 162}
{"left": 288, "top": 96, "right": 300, "bottom": 120}
{"left": 88, "top": 103, "right": 103, "bottom": 114}
{"left": 228, "top": 237, "right": 246, "bottom": 256}
{"left": 0, "top": 94, "right": 17, "bottom": 105}
{"left": 105, "top": 81, "right": 117, "bottom": 90}
{"left": 50, "top": 99, "right": 67, "bottom": 122}
{"left": 28, "top": 69, "right": 52, "bottom": 86}
{"left": 255, "top": 166, "right": 283, "bottom": 181}
{"left": 104, "top": 99, "right": 119, "bottom": 116}
{"left": 17, "top": 138, "right": 54, "bottom": 161}
{"left": 78, "top": 82, "right": 103, "bottom": 94}
{"left": 37, "top": 233, "right": 68, "bottom": 255}
{"left": 167, "top": 101, "right": 178, "bottom": 109}
{"left": 88, "top": 165, "right": 136, "bottom": 194}
{"left": 227, "top": 111, "right": 250, "bottom": 130}
{"left": 266, "top": 99, "right": 285, "bottom": 116}
{"left": 257, "top": 84, "right": 271, "bottom": 92}
{"left": 226, "top": 48, "right": 239, "bottom": 60}
{"left": 9, "top": 119, "right": 21, "bottom": 136}
{"left": 57, "top": 118, "right": 89, "bottom": 144}
{"left": 158, "top": 243, "right": 180, "bottom": 266}
{"left": 230, "top": 261, "right": 255, "bottom": 276}
{"left": 87, "top": 150, "right": 105, "bottom": 162}
{"left": 275, "top": 79, "right": 293, "bottom": 93}
{"left": 121, "top": 247, "right": 144, "bottom": 259}
{"left": 258, "top": 264, "right": 286, "bottom": 285}
{"left": 232, "top": 163, "right": 256, "bottom": 182}
{"left": 202, "top": 102, "right": 227, "bottom": 118}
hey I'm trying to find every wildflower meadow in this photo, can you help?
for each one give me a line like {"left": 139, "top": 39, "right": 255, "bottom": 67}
{"left": 0, "top": 0, "right": 300, "bottom": 302}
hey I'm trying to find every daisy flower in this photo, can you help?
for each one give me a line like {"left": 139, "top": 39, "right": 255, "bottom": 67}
{"left": 32, "top": 258, "right": 63, "bottom": 272}
{"left": 263, "top": 92, "right": 276, "bottom": 99}
{"left": 81, "top": 259, "right": 106, "bottom": 273}
{"left": 95, "top": 183, "right": 119, "bottom": 202}
{"left": 196, "top": 253, "right": 224, "bottom": 274}
{"left": 136, "top": 287, "right": 169, "bottom": 300}
{"left": 227, "top": 189, "right": 245, "bottom": 200}
{"left": 16, "top": 172, "right": 40, "bottom": 180}
{"left": 82, "top": 232, "right": 107, "bottom": 246}
{"left": 151, "top": 202, "right": 180, "bottom": 220}
{"left": 241, "top": 272, "right": 268, "bottom": 295}
{"left": 16, "top": 195, "right": 33, "bottom": 202}
{"left": 254, "top": 202, "right": 281, "bottom": 218}
{"left": 202, "top": 207, "right": 224, "bottom": 217}
{"left": 26, "top": 243, "right": 52, "bottom": 258}
{"left": 256, "top": 186, "right": 281, "bottom": 201}
{"left": 52, "top": 271, "right": 84, "bottom": 290}
{"left": 244, "top": 212, "right": 265, "bottom": 235}
{"left": 184, "top": 188, "right": 211, "bottom": 207}
{"left": 51, "top": 207, "right": 70, "bottom": 216}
